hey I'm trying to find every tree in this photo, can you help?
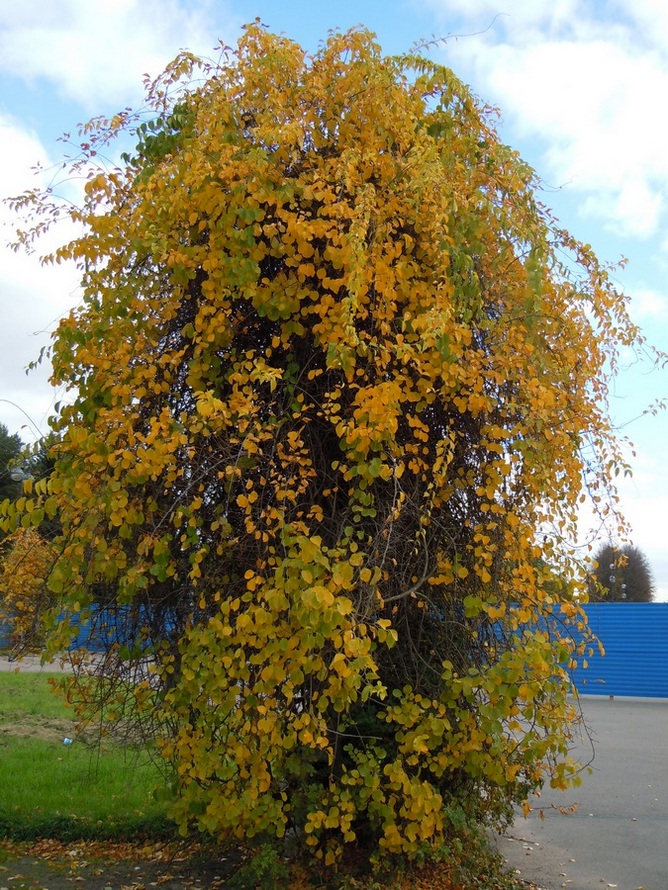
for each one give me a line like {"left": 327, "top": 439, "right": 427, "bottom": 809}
{"left": 589, "top": 543, "right": 655, "bottom": 602}
{"left": 0, "top": 527, "right": 58, "bottom": 648}
{"left": 0, "top": 422, "right": 23, "bottom": 505}
{"left": 0, "top": 433, "right": 61, "bottom": 651}
{"left": 3, "top": 26, "right": 647, "bottom": 870}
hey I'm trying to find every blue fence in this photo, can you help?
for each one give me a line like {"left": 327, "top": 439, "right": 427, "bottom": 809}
{"left": 0, "top": 606, "right": 152, "bottom": 653}
{"left": 4, "top": 601, "right": 668, "bottom": 698}
{"left": 568, "top": 602, "right": 668, "bottom": 698}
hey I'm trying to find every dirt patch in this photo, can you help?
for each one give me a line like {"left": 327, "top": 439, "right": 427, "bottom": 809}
{"left": 0, "top": 710, "right": 139, "bottom": 748}
{"left": 0, "top": 715, "right": 76, "bottom": 743}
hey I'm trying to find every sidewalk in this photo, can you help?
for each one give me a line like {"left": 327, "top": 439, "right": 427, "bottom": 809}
{"left": 0, "top": 653, "right": 72, "bottom": 672}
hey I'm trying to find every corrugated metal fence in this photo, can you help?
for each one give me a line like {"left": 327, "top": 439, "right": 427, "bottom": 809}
{"left": 569, "top": 602, "right": 668, "bottom": 698}
{"left": 3, "top": 601, "right": 668, "bottom": 698}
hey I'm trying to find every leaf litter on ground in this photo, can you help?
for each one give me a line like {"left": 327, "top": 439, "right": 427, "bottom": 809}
{"left": 0, "top": 838, "right": 239, "bottom": 890}
{"left": 0, "top": 838, "right": 543, "bottom": 890}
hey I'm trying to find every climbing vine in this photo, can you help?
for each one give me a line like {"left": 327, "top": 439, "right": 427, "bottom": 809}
{"left": 3, "top": 24, "right": 644, "bottom": 869}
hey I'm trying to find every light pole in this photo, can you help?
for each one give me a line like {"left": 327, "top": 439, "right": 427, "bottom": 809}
{"left": 9, "top": 461, "right": 32, "bottom": 482}
{"left": 0, "top": 399, "right": 43, "bottom": 440}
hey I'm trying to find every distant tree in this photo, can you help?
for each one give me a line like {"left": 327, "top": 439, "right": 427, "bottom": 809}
{"left": 0, "top": 527, "right": 57, "bottom": 649}
{"left": 26, "top": 433, "right": 61, "bottom": 541}
{"left": 0, "top": 431, "right": 61, "bottom": 651}
{"left": 589, "top": 543, "right": 655, "bottom": 602}
{"left": 0, "top": 423, "right": 23, "bottom": 505}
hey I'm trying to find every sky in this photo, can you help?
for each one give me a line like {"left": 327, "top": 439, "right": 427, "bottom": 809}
{"left": 1, "top": 0, "right": 668, "bottom": 596}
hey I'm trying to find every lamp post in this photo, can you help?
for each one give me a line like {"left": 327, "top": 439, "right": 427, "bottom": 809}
{"left": 9, "top": 461, "right": 32, "bottom": 482}
{"left": 0, "top": 399, "right": 43, "bottom": 441}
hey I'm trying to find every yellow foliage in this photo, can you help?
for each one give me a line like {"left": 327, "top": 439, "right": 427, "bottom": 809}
{"left": 0, "top": 528, "right": 57, "bottom": 648}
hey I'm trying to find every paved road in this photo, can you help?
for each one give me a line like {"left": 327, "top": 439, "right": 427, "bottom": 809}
{"left": 495, "top": 697, "right": 668, "bottom": 889}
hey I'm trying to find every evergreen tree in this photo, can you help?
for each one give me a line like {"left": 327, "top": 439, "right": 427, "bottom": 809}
{"left": 0, "top": 423, "right": 23, "bottom": 506}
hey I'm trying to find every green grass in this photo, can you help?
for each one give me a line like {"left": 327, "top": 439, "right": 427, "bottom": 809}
{"left": 0, "top": 671, "right": 70, "bottom": 719}
{"left": 0, "top": 672, "right": 174, "bottom": 841}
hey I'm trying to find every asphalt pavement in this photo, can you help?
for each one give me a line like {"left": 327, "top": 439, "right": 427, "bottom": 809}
{"left": 495, "top": 697, "right": 668, "bottom": 890}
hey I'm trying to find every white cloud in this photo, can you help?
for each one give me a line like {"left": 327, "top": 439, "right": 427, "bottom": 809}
{"left": 429, "top": 0, "right": 668, "bottom": 239}
{"left": 427, "top": 0, "right": 581, "bottom": 37}
{"left": 0, "top": 0, "right": 239, "bottom": 110}
{"left": 627, "top": 286, "right": 668, "bottom": 320}
{"left": 617, "top": 492, "right": 668, "bottom": 602}
{"left": 0, "top": 0, "right": 244, "bottom": 441}
{"left": 581, "top": 181, "right": 664, "bottom": 239}
{"left": 576, "top": 439, "right": 668, "bottom": 600}
{"left": 615, "top": 0, "right": 668, "bottom": 53}
{"left": 0, "top": 115, "right": 79, "bottom": 440}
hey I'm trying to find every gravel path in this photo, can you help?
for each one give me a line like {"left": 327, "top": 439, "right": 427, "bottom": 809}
{"left": 0, "top": 653, "right": 72, "bottom": 672}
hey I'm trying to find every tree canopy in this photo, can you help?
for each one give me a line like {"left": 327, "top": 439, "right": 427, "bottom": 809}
{"left": 2, "top": 25, "right": 647, "bottom": 871}
{"left": 0, "top": 422, "right": 23, "bottom": 505}
{"left": 589, "top": 543, "right": 655, "bottom": 602}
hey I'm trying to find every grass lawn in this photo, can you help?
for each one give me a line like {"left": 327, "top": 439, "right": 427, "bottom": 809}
{"left": 0, "top": 671, "right": 172, "bottom": 840}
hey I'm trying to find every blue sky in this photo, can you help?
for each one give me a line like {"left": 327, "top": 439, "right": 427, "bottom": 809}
{"left": 1, "top": 0, "right": 668, "bottom": 596}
